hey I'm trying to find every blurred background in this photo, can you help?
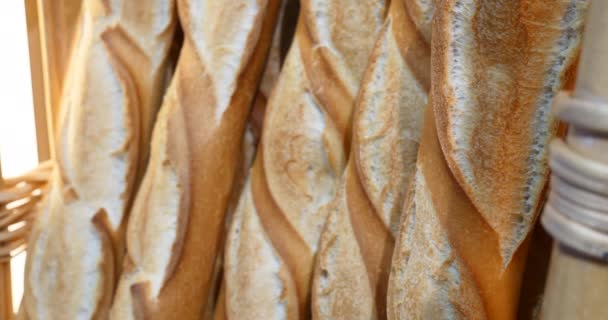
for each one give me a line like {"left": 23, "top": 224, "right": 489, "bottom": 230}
{"left": 0, "top": 1, "right": 42, "bottom": 312}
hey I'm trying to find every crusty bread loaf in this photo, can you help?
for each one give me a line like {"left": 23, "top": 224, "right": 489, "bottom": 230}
{"left": 223, "top": 1, "right": 387, "bottom": 318}
{"left": 433, "top": 0, "right": 588, "bottom": 265}
{"left": 310, "top": 0, "right": 431, "bottom": 319}
{"left": 208, "top": 2, "right": 290, "bottom": 317}
{"left": 108, "top": 1, "right": 280, "bottom": 319}
{"left": 22, "top": 1, "right": 177, "bottom": 319}
{"left": 388, "top": 0, "right": 588, "bottom": 318}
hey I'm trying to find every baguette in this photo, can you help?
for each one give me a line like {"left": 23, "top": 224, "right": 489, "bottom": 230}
{"left": 310, "top": 0, "right": 431, "bottom": 319}
{"left": 22, "top": 2, "right": 177, "bottom": 319}
{"left": 223, "top": 1, "right": 387, "bottom": 318}
{"left": 388, "top": 0, "right": 588, "bottom": 318}
{"left": 108, "top": 1, "right": 281, "bottom": 319}
{"left": 209, "top": 2, "right": 290, "bottom": 317}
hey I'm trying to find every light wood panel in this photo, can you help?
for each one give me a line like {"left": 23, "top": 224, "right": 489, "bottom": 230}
{"left": 24, "top": 0, "right": 48, "bottom": 162}
{"left": 31, "top": 0, "right": 81, "bottom": 161}
{"left": 543, "top": 245, "right": 608, "bottom": 319}
{"left": 0, "top": 160, "right": 13, "bottom": 320}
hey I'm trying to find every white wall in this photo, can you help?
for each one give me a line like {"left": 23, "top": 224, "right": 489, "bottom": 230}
{"left": 0, "top": 1, "right": 39, "bottom": 313}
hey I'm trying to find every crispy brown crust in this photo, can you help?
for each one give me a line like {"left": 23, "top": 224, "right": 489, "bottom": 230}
{"left": 432, "top": 0, "right": 589, "bottom": 263}
{"left": 310, "top": 0, "right": 430, "bottom": 318}
{"left": 345, "top": 164, "right": 394, "bottom": 319}
{"left": 404, "top": 0, "right": 435, "bottom": 43}
{"left": 23, "top": 2, "right": 177, "bottom": 318}
{"left": 406, "top": 106, "right": 530, "bottom": 319}
{"left": 298, "top": 0, "right": 389, "bottom": 151}
{"left": 112, "top": 1, "right": 282, "bottom": 319}
{"left": 298, "top": 29, "right": 353, "bottom": 149}
{"left": 91, "top": 210, "right": 118, "bottom": 320}
{"left": 252, "top": 150, "right": 314, "bottom": 318}
{"left": 210, "top": 4, "right": 290, "bottom": 317}
{"left": 388, "top": 1, "right": 588, "bottom": 317}
{"left": 224, "top": 1, "right": 388, "bottom": 318}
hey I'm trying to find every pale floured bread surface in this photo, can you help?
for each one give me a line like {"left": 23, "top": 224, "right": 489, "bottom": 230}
{"left": 263, "top": 0, "right": 387, "bottom": 248}
{"left": 387, "top": 1, "right": 589, "bottom": 317}
{"left": 226, "top": 38, "right": 339, "bottom": 320}
{"left": 228, "top": 0, "right": 288, "bottom": 242}
{"left": 109, "top": 1, "right": 280, "bottom": 319}
{"left": 354, "top": 1, "right": 429, "bottom": 235}
{"left": 23, "top": 1, "right": 176, "bottom": 319}
{"left": 184, "top": 0, "right": 266, "bottom": 118}
{"left": 108, "top": 85, "right": 186, "bottom": 320}
{"left": 387, "top": 107, "right": 518, "bottom": 319}
{"left": 310, "top": 0, "right": 430, "bottom": 318}
{"left": 304, "top": 0, "right": 387, "bottom": 98}
{"left": 433, "top": 0, "right": 589, "bottom": 263}
{"left": 388, "top": 96, "right": 585, "bottom": 318}
{"left": 210, "top": 3, "right": 290, "bottom": 316}
{"left": 312, "top": 182, "right": 374, "bottom": 320}
{"left": 262, "top": 48, "right": 344, "bottom": 252}
{"left": 225, "top": 181, "right": 297, "bottom": 320}
{"left": 224, "top": 0, "right": 387, "bottom": 318}
{"left": 387, "top": 169, "right": 484, "bottom": 320}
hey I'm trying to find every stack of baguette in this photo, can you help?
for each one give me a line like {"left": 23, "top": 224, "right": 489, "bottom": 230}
{"left": 20, "top": 0, "right": 592, "bottom": 319}
{"left": 312, "top": 0, "right": 433, "bottom": 319}
{"left": 222, "top": 0, "right": 387, "bottom": 318}
{"left": 388, "top": 0, "right": 588, "bottom": 318}
{"left": 22, "top": 1, "right": 177, "bottom": 319}
{"left": 310, "top": 0, "right": 431, "bottom": 318}
{"left": 210, "top": 2, "right": 292, "bottom": 317}
{"left": 109, "top": 0, "right": 280, "bottom": 319}
{"left": 23, "top": 0, "right": 281, "bottom": 319}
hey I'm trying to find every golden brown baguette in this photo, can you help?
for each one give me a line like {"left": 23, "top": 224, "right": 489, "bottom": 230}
{"left": 387, "top": 0, "right": 588, "bottom": 318}
{"left": 108, "top": 1, "right": 281, "bottom": 319}
{"left": 223, "top": 0, "right": 387, "bottom": 318}
{"left": 434, "top": 0, "right": 588, "bottom": 265}
{"left": 22, "top": 1, "right": 177, "bottom": 319}
{"left": 310, "top": 0, "right": 431, "bottom": 318}
{"left": 208, "top": 2, "right": 291, "bottom": 317}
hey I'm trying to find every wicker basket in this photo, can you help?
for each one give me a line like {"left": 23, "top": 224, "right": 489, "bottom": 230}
{"left": 0, "top": 1, "right": 80, "bottom": 318}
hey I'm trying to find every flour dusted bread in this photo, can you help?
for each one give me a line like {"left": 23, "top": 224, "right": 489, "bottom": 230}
{"left": 209, "top": 2, "right": 291, "bottom": 317}
{"left": 388, "top": 109, "right": 495, "bottom": 319}
{"left": 22, "top": 1, "right": 177, "bottom": 319}
{"left": 223, "top": 1, "right": 387, "bottom": 318}
{"left": 433, "top": 0, "right": 588, "bottom": 264}
{"left": 108, "top": 1, "right": 281, "bottom": 319}
{"left": 388, "top": 0, "right": 588, "bottom": 318}
{"left": 310, "top": 0, "right": 431, "bottom": 319}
